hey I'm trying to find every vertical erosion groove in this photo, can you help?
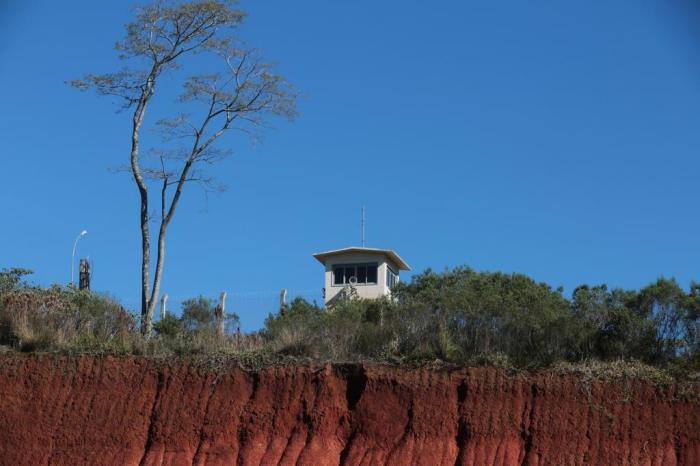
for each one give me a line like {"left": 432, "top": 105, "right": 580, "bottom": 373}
{"left": 454, "top": 379, "right": 470, "bottom": 466}
{"left": 138, "top": 369, "right": 165, "bottom": 466}
{"left": 191, "top": 374, "right": 220, "bottom": 465}
{"left": 295, "top": 371, "right": 323, "bottom": 463}
{"left": 339, "top": 431, "right": 357, "bottom": 466}
{"left": 519, "top": 382, "right": 539, "bottom": 466}
{"left": 235, "top": 371, "right": 260, "bottom": 466}
{"left": 344, "top": 365, "right": 368, "bottom": 411}
{"left": 45, "top": 360, "right": 78, "bottom": 465}
{"left": 338, "top": 365, "right": 368, "bottom": 465}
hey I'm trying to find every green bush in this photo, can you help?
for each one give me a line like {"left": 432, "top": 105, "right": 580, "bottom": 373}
{"left": 263, "top": 297, "right": 323, "bottom": 356}
{"left": 0, "top": 285, "right": 135, "bottom": 352}
{"left": 0, "top": 268, "right": 33, "bottom": 295}
{"left": 153, "top": 314, "right": 183, "bottom": 338}
{"left": 260, "top": 267, "right": 699, "bottom": 371}
{"left": 148, "top": 295, "right": 244, "bottom": 355}
{"left": 0, "top": 264, "right": 697, "bottom": 377}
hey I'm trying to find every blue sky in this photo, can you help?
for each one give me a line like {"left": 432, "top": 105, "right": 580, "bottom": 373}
{"left": 1, "top": 1, "right": 699, "bottom": 330}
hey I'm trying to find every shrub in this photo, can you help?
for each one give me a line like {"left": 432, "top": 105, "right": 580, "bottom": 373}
{"left": 263, "top": 298, "right": 323, "bottom": 356}
{"left": 0, "top": 268, "right": 33, "bottom": 295}
{"left": 0, "top": 286, "right": 135, "bottom": 352}
{"left": 260, "top": 267, "right": 699, "bottom": 370}
{"left": 148, "top": 295, "right": 243, "bottom": 355}
{"left": 153, "top": 314, "right": 183, "bottom": 338}
{"left": 0, "top": 264, "right": 697, "bottom": 376}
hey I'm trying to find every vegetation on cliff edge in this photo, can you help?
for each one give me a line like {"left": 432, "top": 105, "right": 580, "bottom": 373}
{"left": 0, "top": 267, "right": 698, "bottom": 379}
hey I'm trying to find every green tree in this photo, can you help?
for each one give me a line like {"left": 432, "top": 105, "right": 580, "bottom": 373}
{"left": 71, "top": 0, "right": 296, "bottom": 335}
{"left": 181, "top": 295, "right": 239, "bottom": 333}
{"left": 633, "top": 278, "right": 698, "bottom": 362}
{"left": 263, "top": 298, "right": 323, "bottom": 356}
{"left": 571, "top": 284, "right": 647, "bottom": 360}
{"left": 0, "top": 268, "right": 33, "bottom": 295}
{"left": 181, "top": 296, "right": 217, "bottom": 330}
{"left": 390, "top": 267, "right": 574, "bottom": 366}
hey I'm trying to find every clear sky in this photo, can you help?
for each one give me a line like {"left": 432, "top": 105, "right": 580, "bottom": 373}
{"left": 1, "top": 1, "right": 699, "bottom": 330}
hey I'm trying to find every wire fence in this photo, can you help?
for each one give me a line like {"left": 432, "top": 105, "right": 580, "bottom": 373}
{"left": 116, "top": 288, "right": 325, "bottom": 331}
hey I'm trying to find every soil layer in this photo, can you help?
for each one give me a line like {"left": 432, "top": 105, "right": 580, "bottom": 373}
{"left": 0, "top": 355, "right": 697, "bottom": 465}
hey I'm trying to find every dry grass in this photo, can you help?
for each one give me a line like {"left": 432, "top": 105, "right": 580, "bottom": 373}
{"left": 551, "top": 359, "right": 677, "bottom": 385}
{"left": 0, "top": 287, "right": 134, "bottom": 352}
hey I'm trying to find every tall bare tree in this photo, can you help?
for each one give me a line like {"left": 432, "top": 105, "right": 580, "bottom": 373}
{"left": 71, "top": 0, "right": 296, "bottom": 335}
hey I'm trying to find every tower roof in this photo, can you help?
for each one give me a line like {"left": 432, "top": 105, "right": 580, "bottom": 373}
{"left": 312, "top": 247, "right": 411, "bottom": 271}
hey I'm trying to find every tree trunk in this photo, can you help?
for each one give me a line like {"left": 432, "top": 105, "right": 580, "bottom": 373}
{"left": 131, "top": 87, "right": 153, "bottom": 336}
{"left": 143, "top": 156, "right": 194, "bottom": 332}
{"left": 148, "top": 223, "right": 167, "bottom": 329}
{"left": 139, "top": 196, "right": 152, "bottom": 335}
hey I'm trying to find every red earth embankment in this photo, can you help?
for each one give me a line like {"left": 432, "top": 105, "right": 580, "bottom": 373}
{"left": 0, "top": 355, "right": 697, "bottom": 466}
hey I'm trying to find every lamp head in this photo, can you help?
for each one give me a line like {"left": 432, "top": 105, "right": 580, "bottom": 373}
{"left": 80, "top": 230, "right": 88, "bottom": 236}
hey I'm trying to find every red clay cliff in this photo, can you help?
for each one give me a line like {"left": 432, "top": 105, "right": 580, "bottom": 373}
{"left": 0, "top": 355, "right": 697, "bottom": 465}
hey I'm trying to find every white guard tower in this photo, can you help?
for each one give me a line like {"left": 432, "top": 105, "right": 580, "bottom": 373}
{"left": 313, "top": 247, "right": 411, "bottom": 305}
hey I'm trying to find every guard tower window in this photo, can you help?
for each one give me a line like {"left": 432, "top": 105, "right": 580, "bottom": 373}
{"left": 387, "top": 266, "right": 399, "bottom": 289}
{"left": 333, "top": 263, "right": 378, "bottom": 285}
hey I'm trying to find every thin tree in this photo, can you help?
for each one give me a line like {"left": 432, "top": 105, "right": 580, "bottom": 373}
{"left": 71, "top": 0, "right": 296, "bottom": 335}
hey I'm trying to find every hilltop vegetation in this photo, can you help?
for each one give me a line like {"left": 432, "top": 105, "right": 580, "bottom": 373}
{"left": 265, "top": 267, "right": 699, "bottom": 373}
{"left": 0, "top": 267, "right": 698, "bottom": 377}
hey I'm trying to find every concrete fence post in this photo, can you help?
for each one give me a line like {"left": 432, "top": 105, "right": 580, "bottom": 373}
{"left": 216, "top": 291, "right": 227, "bottom": 338}
{"left": 160, "top": 294, "right": 168, "bottom": 319}
{"left": 280, "top": 288, "right": 287, "bottom": 315}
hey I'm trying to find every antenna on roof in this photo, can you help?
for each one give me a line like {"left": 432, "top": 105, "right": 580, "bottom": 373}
{"left": 361, "top": 205, "right": 366, "bottom": 247}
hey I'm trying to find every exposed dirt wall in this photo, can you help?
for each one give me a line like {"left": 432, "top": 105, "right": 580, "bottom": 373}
{"left": 0, "top": 355, "right": 697, "bottom": 465}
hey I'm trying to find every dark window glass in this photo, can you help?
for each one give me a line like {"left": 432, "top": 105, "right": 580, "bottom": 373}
{"left": 333, "top": 267, "right": 344, "bottom": 285}
{"left": 357, "top": 265, "right": 367, "bottom": 284}
{"left": 345, "top": 266, "right": 356, "bottom": 284}
{"left": 333, "top": 263, "right": 379, "bottom": 285}
{"left": 387, "top": 267, "right": 398, "bottom": 289}
{"left": 367, "top": 265, "right": 378, "bottom": 283}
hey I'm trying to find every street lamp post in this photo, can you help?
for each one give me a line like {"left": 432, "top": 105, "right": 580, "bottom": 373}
{"left": 71, "top": 230, "right": 88, "bottom": 286}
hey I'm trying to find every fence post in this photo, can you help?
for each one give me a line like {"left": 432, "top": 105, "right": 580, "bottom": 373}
{"left": 160, "top": 294, "right": 168, "bottom": 319}
{"left": 279, "top": 288, "right": 287, "bottom": 315}
{"left": 216, "top": 291, "right": 227, "bottom": 338}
